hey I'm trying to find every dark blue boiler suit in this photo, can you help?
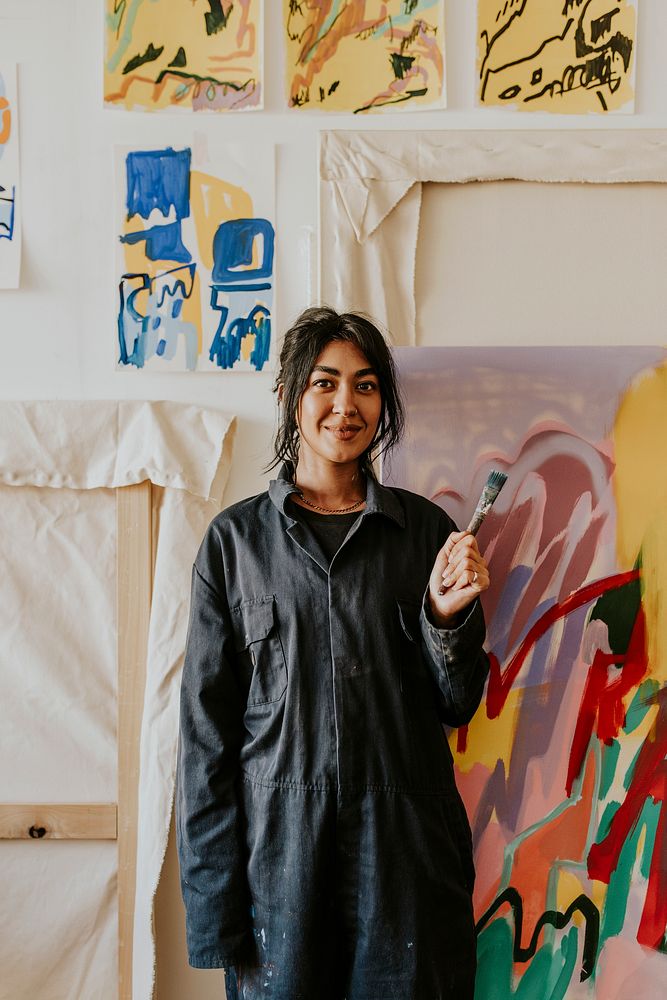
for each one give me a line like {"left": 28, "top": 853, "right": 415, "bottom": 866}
{"left": 177, "top": 466, "right": 489, "bottom": 999}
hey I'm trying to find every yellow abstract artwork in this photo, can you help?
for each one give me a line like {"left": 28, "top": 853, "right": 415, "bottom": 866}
{"left": 284, "top": 0, "right": 446, "bottom": 113}
{"left": 104, "top": 0, "right": 263, "bottom": 112}
{"left": 477, "top": 0, "right": 637, "bottom": 113}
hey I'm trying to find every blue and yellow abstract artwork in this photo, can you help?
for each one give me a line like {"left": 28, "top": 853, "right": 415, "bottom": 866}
{"left": 116, "top": 141, "right": 275, "bottom": 372}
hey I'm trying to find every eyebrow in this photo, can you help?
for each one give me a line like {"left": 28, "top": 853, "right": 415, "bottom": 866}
{"left": 312, "top": 365, "right": 377, "bottom": 377}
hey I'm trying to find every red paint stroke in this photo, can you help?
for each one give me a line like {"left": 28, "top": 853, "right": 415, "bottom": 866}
{"left": 457, "top": 724, "right": 469, "bottom": 754}
{"left": 566, "top": 608, "right": 647, "bottom": 796}
{"left": 587, "top": 692, "right": 667, "bottom": 949}
{"left": 587, "top": 695, "right": 667, "bottom": 883}
{"left": 637, "top": 769, "right": 667, "bottom": 949}
{"left": 486, "top": 571, "right": 640, "bottom": 720}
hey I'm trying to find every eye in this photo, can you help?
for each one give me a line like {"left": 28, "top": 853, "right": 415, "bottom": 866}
{"left": 312, "top": 377, "right": 334, "bottom": 389}
{"left": 357, "top": 381, "right": 378, "bottom": 392}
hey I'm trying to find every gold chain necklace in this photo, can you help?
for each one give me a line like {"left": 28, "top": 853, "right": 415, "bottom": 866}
{"left": 296, "top": 493, "right": 365, "bottom": 514}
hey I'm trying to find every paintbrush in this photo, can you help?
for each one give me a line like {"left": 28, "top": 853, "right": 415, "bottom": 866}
{"left": 438, "top": 469, "right": 507, "bottom": 594}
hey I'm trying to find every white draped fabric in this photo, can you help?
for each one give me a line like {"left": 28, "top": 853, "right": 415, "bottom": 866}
{"left": 0, "top": 400, "right": 235, "bottom": 1000}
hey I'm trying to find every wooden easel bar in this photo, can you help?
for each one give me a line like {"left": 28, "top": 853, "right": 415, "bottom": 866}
{"left": 117, "top": 481, "right": 153, "bottom": 1000}
{"left": 0, "top": 803, "right": 117, "bottom": 840}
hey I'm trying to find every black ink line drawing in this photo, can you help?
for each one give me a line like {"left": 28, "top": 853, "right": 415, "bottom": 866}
{"left": 479, "top": 0, "right": 635, "bottom": 111}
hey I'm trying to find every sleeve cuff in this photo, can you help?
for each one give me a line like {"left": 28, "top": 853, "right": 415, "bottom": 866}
{"left": 186, "top": 927, "right": 249, "bottom": 970}
{"left": 420, "top": 589, "right": 486, "bottom": 666}
{"left": 421, "top": 588, "right": 479, "bottom": 635}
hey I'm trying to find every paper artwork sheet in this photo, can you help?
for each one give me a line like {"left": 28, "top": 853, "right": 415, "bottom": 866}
{"left": 104, "top": 0, "right": 263, "bottom": 112}
{"left": 386, "top": 346, "right": 667, "bottom": 1000}
{"left": 284, "top": 0, "right": 446, "bottom": 113}
{"left": 116, "top": 141, "right": 275, "bottom": 372}
{"left": 0, "top": 63, "right": 20, "bottom": 288}
{"left": 477, "top": 0, "right": 638, "bottom": 113}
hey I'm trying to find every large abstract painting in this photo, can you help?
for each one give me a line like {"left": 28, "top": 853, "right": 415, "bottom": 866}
{"left": 0, "top": 62, "right": 20, "bottom": 288}
{"left": 477, "top": 0, "right": 638, "bottom": 113}
{"left": 385, "top": 347, "right": 667, "bottom": 999}
{"left": 104, "top": 0, "right": 263, "bottom": 112}
{"left": 116, "top": 143, "right": 275, "bottom": 372}
{"left": 284, "top": 0, "right": 446, "bottom": 113}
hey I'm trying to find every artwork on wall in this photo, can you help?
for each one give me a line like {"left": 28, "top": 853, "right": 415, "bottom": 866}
{"left": 0, "top": 62, "right": 20, "bottom": 289}
{"left": 385, "top": 347, "right": 667, "bottom": 999}
{"left": 283, "top": 0, "right": 446, "bottom": 113}
{"left": 116, "top": 141, "right": 275, "bottom": 372}
{"left": 104, "top": 0, "right": 263, "bottom": 112}
{"left": 477, "top": 0, "right": 638, "bottom": 113}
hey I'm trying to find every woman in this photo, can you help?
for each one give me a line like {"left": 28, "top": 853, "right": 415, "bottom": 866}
{"left": 177, "top": 307, "right": 490, "bottom": 1000}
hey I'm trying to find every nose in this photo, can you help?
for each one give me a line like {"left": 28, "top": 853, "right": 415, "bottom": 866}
{"left": 332, "top": 382, "right": 358, "bottom": 416}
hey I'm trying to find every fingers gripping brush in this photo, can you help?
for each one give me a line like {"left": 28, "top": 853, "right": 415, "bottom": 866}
{"left": 438, "top": 470, "right": 507, "bottom": 595}
{"left": 466, "top": 469, "right": 508, "bottom": 535}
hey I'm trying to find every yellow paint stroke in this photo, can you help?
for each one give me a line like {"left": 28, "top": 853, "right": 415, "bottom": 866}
{"left": 613, "top": 362, "right": 667, "bottom": 687}
{"left": 120, "top": 216, "right": 202, "bottom": 348}
{"left": 190, "top": 170, "right": 254, "bottom": 270}
{"left": 0, "top": 97, "right": 10, "bottom": 145}
{"left": 555, "top": 869, "right": 589, "bottom": 918}
{"left": 283, "top": 0, "right": 446, "bottom": 113}
{"left": 452, "top": 686, "right": 524, "bottom": 773}
{"left": 477, "top": 0, "right": 636, "bottom": 114}
{"left": 104, "top": 0, "right": 261, "bottom": 112}
{"left": 241, "top": 332, "right": 256, "bottom": 361}
{"left": 589, "top": 877, "right": 607, "bottom": 915}
{"left": 122, "top": 215, "right": 160, "bottom": 276}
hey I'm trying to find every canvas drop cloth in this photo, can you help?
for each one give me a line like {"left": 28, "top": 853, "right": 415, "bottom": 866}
{"left": 0, "top": 400, "right": 235, "bottom": 1000}
{"left": 319, "top": 129, "right": 667, "bottom": 345}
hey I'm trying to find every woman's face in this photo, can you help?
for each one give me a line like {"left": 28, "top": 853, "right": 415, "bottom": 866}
{"left": 296, "top": 340, "right": 382, "bottom": 470}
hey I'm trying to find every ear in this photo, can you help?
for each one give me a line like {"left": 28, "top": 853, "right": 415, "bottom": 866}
{"left": 277, "top": 383, "right": 284, "bottom": 404}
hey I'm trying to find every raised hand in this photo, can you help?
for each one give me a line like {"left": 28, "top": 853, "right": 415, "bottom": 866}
{"left": 428, "top": 531, "right": 490, "bottom": 627}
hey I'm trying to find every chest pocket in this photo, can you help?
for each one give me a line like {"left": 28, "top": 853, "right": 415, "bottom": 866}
{"left": 231, "top": 596, "right": 287, "bottom": 706}
{"left": 397, "top": 598, "right": 433, "bottom": 694}
{"left": 397, "top": 599, "right": 421, "bottom": 644}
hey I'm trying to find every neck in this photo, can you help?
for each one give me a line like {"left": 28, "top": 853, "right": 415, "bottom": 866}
{"left": 293, "top": 455, "right": 365, "bottom": 508}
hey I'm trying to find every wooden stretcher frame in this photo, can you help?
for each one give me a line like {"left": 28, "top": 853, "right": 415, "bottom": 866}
{"left": 0, "top": 480, "right": 154, "bottom": 1000}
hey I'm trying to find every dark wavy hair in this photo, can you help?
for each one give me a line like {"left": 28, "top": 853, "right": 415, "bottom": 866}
{"left": 270, "top": 306, "right": 404, "bottom": 478}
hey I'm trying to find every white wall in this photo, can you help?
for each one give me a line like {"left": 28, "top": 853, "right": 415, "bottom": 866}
{"left": 2, "top": 2, "right": 667, "bottom": 998}
{"left": 2, "top": 0, "right": 667, "bottom": 507}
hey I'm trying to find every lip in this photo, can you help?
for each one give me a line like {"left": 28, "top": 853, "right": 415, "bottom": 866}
{"left": 325, "top": 424, "right": 362, "bottom": 440}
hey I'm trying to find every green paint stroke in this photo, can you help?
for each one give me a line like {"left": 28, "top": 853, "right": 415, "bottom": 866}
{"left": 589, "top": 561, "right": 641, "bottom": 654}
{"left": 106, "top": 0, "right": 150, "bottom": 74}
{"left": 106, "top": 1, "right": 126, "bottom": 33}
{"left": 597, "top": 800, "right": 621, "bottom": 842}
{"left": 122, "top": 42, "right": 164, "bottom": 75}
{"left": 476, "top": 920, "right": 514, "bottom": 1000}
{"left": 475, "top": 919, "right": 580, "bottom": 1000}
{"left": 599, "top": 739, "right": 621, "bottom": 799}
{"left": 169, "top": 47, "right": 187, "bottom": 68}
{"left": 624, "top": 678, "right": 660, "bottom": 734}
{"left": 501, "top": 762, "right": 590, "bottom": 896}
{"left": 599, "top": 798, "right": 659, "bottom": 949}
{"left": 623, "top": 743, "right": 643, "bottom": 793}
{"left": 205, "top": 0, "right": 232, "bottom": 36}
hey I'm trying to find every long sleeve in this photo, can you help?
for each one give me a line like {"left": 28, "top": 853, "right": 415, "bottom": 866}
{"left": 176, "top": 561, "right": 249, "bottom": 969}
{"left": 419, "top": 592, "right": 490, "bottom": 727}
